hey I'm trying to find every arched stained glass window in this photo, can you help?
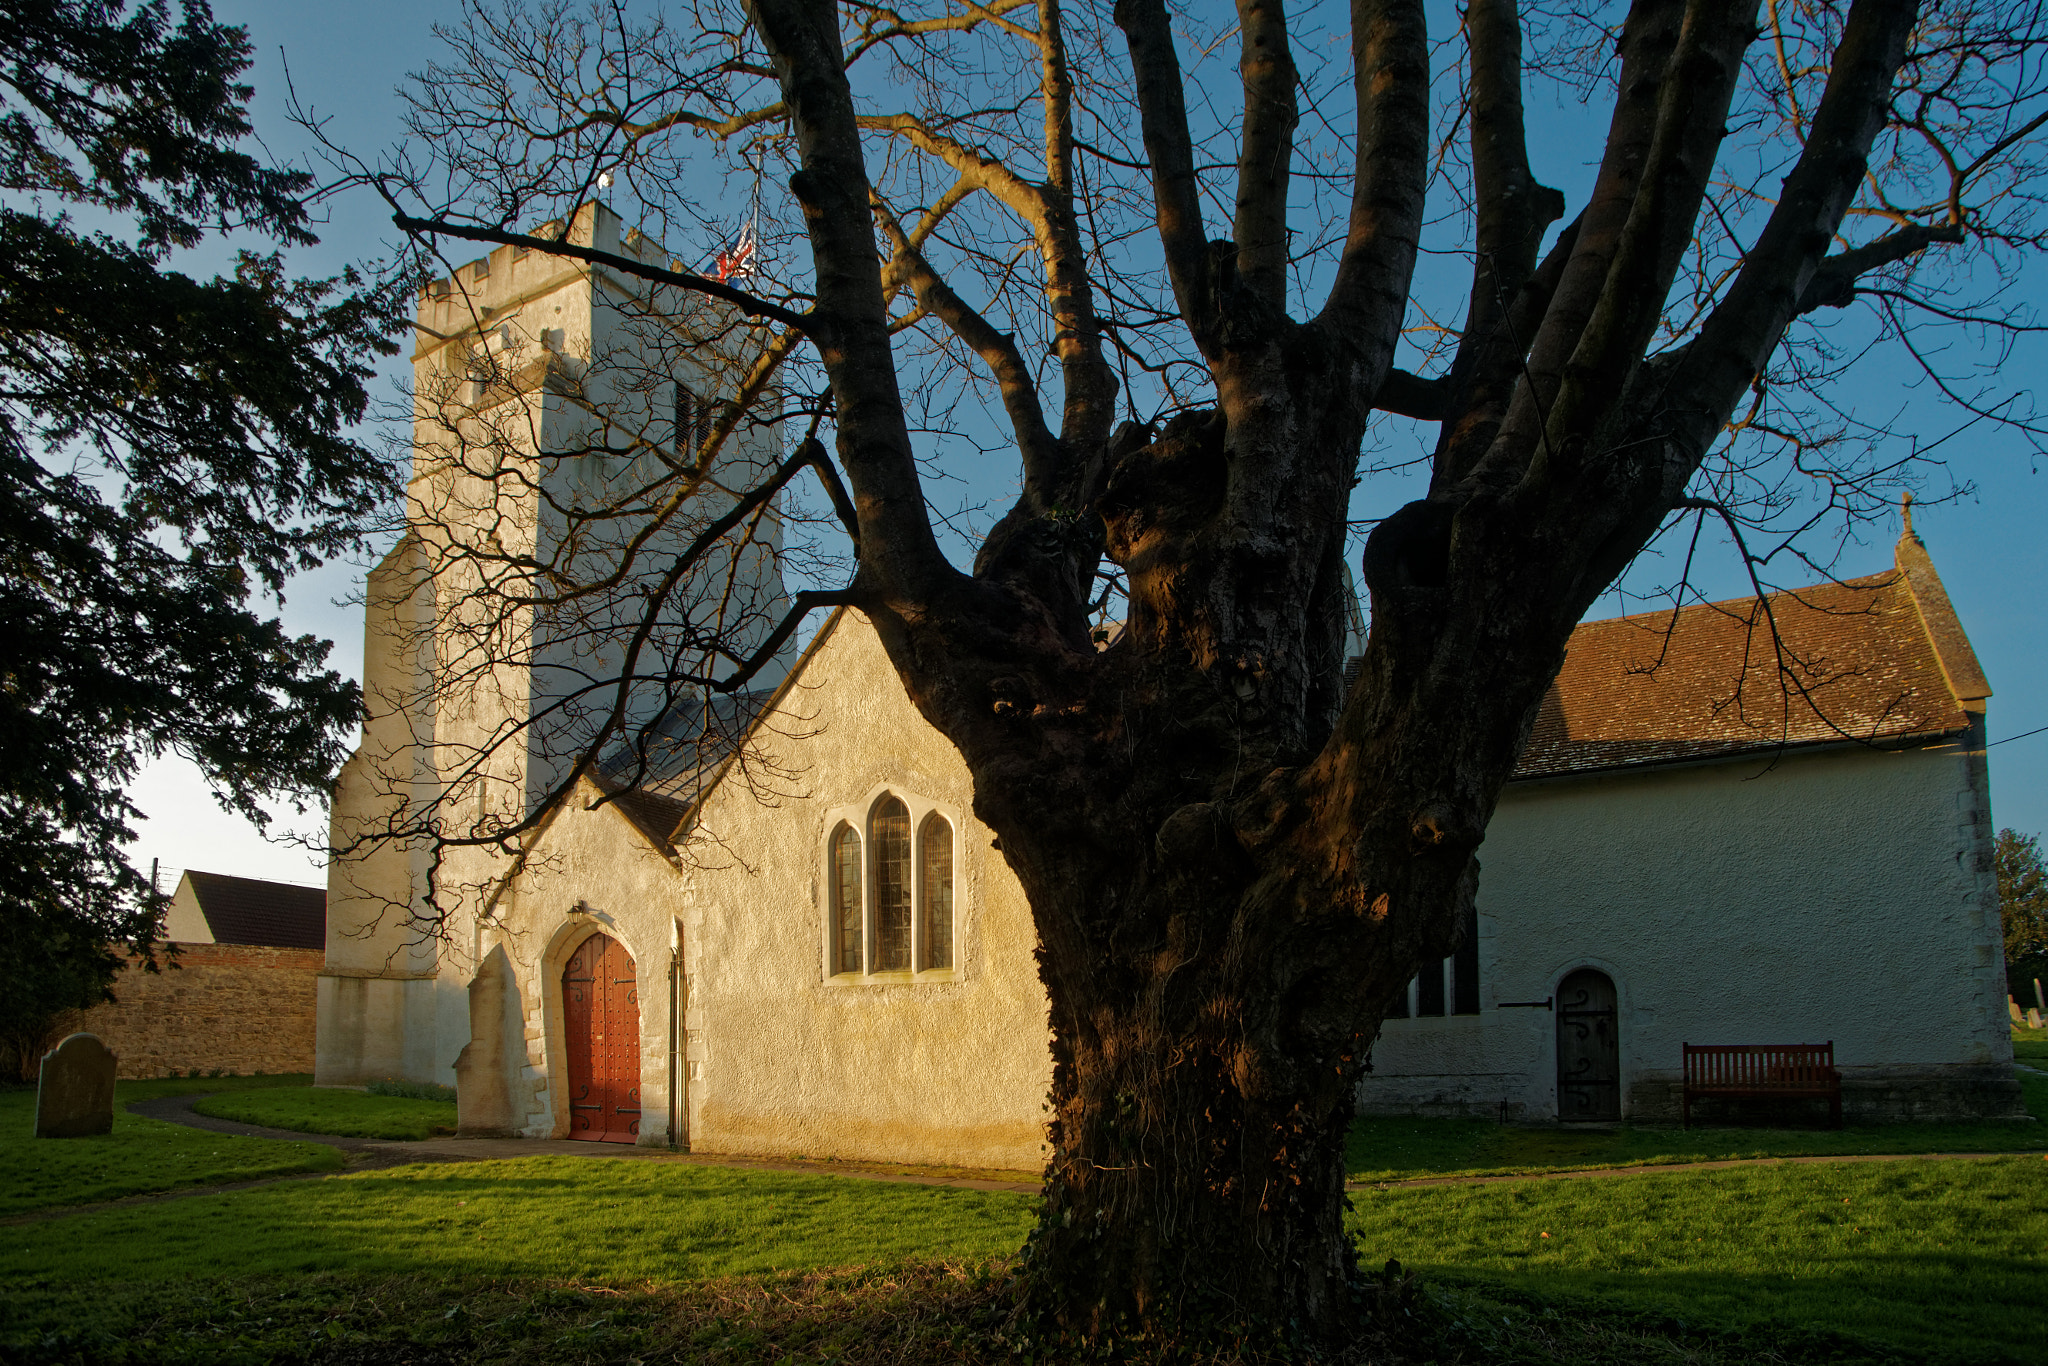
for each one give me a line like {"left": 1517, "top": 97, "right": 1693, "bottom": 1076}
{"left": 871, "top": 796, "right": 912, "bottom": 970}
{"left": 921, "top": 814, "right": 954, "bottom": 970}
{"left": 830, "top": 823, "right": 862, "bottom": 974}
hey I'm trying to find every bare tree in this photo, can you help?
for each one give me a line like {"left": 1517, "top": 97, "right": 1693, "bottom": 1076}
{"left": 336, "top": 0, "right": 2047, "bottom": 1342}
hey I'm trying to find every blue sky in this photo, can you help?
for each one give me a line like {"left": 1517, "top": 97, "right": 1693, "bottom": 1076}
{"left": 122, "top": 1, "right": 2048, "bottom": 887}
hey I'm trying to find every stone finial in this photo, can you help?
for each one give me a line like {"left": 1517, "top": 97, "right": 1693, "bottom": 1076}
{"left": 1901, "top": 491, "right": 1917, "bottom": 543}
{"left": 36, "top": 1033, "right": 116, "bottom": 1138}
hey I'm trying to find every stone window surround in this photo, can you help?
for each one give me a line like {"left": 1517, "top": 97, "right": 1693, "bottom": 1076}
{"left": 820, "top": 785, "right": 964, "bottom": 985}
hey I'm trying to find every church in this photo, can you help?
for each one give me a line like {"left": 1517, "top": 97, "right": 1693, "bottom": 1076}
{"left": 313, "top": 205, "right": 2023, "bottom": 1166}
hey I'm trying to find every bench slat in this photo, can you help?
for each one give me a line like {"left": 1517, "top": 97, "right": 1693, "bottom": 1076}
{"left": 1681, "top": 1042, "right": 1840, "bottom": 1128}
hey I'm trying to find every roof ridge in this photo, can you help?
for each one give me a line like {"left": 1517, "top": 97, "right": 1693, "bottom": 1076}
{"left": 1892, "top": 528, "right": 1991, "bottom": 707}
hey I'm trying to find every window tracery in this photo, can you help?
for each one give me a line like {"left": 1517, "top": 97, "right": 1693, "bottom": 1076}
{"left": 872, "top": 796, "right": 912, "bottom": 970}
{"left": 823, "top": 791, "right": 960, "bottom": 980}
{"left": 921, "top": 813, "right": 953, "bottom": 970}
{"left": 830, "top": 823, "right": 862, "bottom": 975}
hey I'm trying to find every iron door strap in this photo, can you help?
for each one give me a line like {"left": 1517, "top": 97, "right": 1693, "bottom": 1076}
{"left": 1555, "top": 969, "right": 1620, "bottom": 1121}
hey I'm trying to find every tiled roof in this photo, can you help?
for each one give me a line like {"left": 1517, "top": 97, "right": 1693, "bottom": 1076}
{"left": 1514, "top": 543, "right": 1981, "bottom": 781}
{"left": 182, "top": 870, "right": 326, "bottom": 949}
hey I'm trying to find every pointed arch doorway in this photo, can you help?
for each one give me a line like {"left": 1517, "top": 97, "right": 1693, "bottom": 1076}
{"left": 1556, "top": 968, "right": 1620, "bottom": 1122}
{"left": 563, "top": 933, "right": 641, "bottom": 1143}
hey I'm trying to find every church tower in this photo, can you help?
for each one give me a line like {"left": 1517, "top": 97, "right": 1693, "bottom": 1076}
{"left": 316, "top": 202, "right": 788, "bottom": 1085}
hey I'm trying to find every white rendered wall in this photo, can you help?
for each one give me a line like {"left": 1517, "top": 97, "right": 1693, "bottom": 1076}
{"left": 473, "top": 789, "right": 692, "bottom": 1144}
{"left": 1359, "top": 737, "right": 2017, "bottom": 1122}
{"left": 471, "top": 611, "right": 1051, "bottom": 1163}
{"left": 676, "top": 612, "right": 1052, "bottom": 1169}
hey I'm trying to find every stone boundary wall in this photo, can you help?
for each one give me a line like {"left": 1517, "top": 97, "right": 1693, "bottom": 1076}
{"left": 53, "top": 942, "right": 323, "bottom": 1079}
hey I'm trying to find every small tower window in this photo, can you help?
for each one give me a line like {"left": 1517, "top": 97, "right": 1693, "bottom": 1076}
{"left": 675, "top": 382, "right": 714, "bottom": 463}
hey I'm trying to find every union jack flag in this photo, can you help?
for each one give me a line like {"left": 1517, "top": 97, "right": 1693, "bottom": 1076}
{"left": 713, "top": 219, "right": 759, "bottom": 282}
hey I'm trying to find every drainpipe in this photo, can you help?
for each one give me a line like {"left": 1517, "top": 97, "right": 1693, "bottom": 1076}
{"left": 668, "top": 926, "right": 687, "bottom": 1150}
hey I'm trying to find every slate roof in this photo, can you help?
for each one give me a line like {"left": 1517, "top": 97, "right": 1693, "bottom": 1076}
{"left": 1514, "top": 534, "right": 1987, "bottom": 781}
{"left": 181, "top": 870, "right": 327, "bottom": 949}
{"left": 591, "top": 689, "right": 775, "bottom": 845}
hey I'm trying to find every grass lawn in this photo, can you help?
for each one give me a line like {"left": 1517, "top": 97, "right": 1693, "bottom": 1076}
{"left": 2014, "top": 1021, "right": 2048, "bottom": 1065}
{"left": 192, "top": 1086, "right": 458, "bottom": 1140}
{"left": 0, "top": 1157, "right": 1036, "bottom": 1283}
{"left": 1347, "top": 1067, "right": 2048, "bottom": 1182}
{"left": 1347, "top": 1152, "right": 2048, "bottom": 1364}
{"left": 0, "top": 1075, "right": 341, "bottom": 1218}
{"left": 0, "top": 1265, "right": 1931, "bottom": 1366}
{"left": 6, "top": 1065, "right": 2044, "bottom": 1362}
{"left": 2, "top": 1146, "right": 2040, "bottom": 1361}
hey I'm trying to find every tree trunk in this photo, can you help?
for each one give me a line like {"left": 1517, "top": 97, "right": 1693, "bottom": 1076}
{"left": 1028, "top": 913, "right": 1364, "bottom": 1338}
{"left": 740, "top": 0, "right": 1929, "bottom": 1345}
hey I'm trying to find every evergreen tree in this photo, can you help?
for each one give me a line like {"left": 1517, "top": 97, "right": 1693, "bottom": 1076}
{"left": 1998, "top": 828, "right": 2048, "bottom": 1013}
{"left": 0, "top": 0, "right": 402, "bottom": 1074}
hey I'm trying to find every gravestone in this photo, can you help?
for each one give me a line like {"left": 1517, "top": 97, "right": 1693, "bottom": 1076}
{"left": 2030, "top": 1007, "right": 2044, "bottom": 1031}
{"left": 2014, "top": 997, "right": 2027, "bottom": 1024}
{"left": 36, "top": 1033, "right": 116, "bottom": 1138}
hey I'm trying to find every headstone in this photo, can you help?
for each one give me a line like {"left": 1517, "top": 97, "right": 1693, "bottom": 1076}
{"left": 2035, "top": 979, "right": 2045, "bottom": 1015}
{"left": 36, "top": 1033, "right": 116, "bottom": 1138}
{"left": 2030, "top": 1007, "right": 2044, "bottom": 1031}
{"left": 2014, "top": 997, "right": 2027, "bottom": 1024}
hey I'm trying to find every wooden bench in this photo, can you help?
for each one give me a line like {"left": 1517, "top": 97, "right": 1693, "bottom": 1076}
{"left": 1682, "top": 1042, "right": 1841, "bottom": 1128}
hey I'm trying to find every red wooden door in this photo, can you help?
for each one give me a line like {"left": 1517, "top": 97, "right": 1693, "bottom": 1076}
{"left": 562, "top": 933, "right": 641, "bottom": 1143}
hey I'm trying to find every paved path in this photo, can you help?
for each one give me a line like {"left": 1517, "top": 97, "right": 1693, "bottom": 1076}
{"left": 132, "top": 1092, "right": 1044, "bottom": 1190}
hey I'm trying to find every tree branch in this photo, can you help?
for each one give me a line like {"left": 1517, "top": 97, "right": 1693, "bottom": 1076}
{"left": 1314, "top": 0, "right": 1428, "bottom": 389}
{"left": 1428, "top": 0, "right": 1565, "bottom": 486}
{"left": 748, "top": 0, "right": 954, "bottom": 602}
{"left": 875, "top": 196, "right": 1062, "bottom": 490}
{"left": 1659, "top": 0, "right": 1925, "bottom": 476}
{"left": 391, "top": 212, "right": 814, "bottom": 335}
{"left": 1535, "top": 1, "right": 1755, "bottom": 465}
{"left": 854, "top": 113, "right": 1049, "bottom": 222}
{"left": 1036, "top": 0, "right": 1119, "bottom": 463}
{"left": 1232, "top": 0, "right": 1299, "bottom": 309}
{"left": 1113, "top": 0, "right": 1217, "bottom": 348}
{"left": 1794, "top": 222, "right": 1965, "bottom": 313}
{"left": 1376, "top": 367, "right": 1448, "bottom": 420}
{"left": 1479, "top": 0, "right": 1686, "bottom": 478}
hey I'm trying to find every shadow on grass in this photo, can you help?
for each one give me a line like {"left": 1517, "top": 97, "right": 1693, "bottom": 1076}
{"left": 0, "top": 1157, "right": 1039, "bottom": 1284}
{"left": 1347, "top": 1069, "right": 2047, "bottom": 1182}
{"left": 0, "top": 1265, "right": 1957, "bottom": 1366}
{"left": 190, "top": 1086, "right": 457, "bottom": 1141}
{"left": 1349, "top": 1153, "right": 2046, "bottom": 1363}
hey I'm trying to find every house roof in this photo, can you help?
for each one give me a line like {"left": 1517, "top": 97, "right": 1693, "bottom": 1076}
{"left": 180, "top": 870, "right": 327, "bottom": 949}
{"left": 1514, "top": 530, "right": 1987, "bottom": 781}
